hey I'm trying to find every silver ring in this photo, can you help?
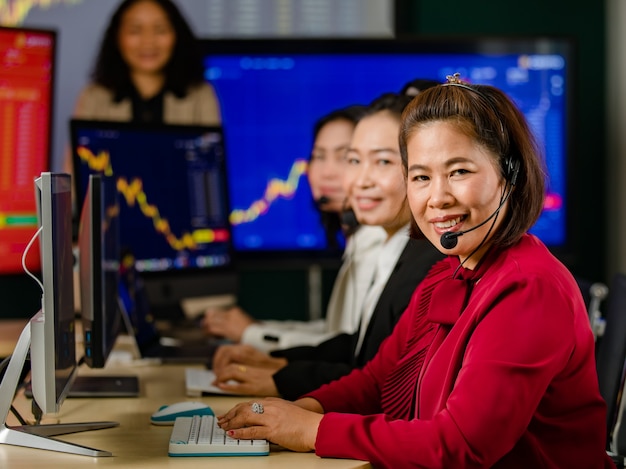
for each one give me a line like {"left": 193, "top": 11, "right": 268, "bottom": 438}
{"left": 251, "top": 402, "right": 264, "bottom": 414}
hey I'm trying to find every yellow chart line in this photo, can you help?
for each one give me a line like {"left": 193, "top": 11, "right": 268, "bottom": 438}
{"left": 77, "top": 145, "right": 308, "bottom": 229}
{"left": 77, "top": 146, "right": 221, "bottom": 252}
{"left": 229, "top": 159, "right": 308, "bottom": 225}
{"left": 0, "top": 0, "right": 83, "bottom": 26}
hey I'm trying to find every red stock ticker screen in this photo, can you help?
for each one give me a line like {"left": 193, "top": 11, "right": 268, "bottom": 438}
{"left": 0, "top": 27, "right": 55, "bottom": 274}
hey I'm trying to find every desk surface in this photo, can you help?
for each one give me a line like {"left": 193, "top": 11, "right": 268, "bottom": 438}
{"left": 0, "top": 319, "right": 27, "bottom": 357}
{"left": 0, "top": 320, "right": 372, "bottom": 468}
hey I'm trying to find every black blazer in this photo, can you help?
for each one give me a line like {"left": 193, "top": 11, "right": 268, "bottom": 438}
{"left": 271, "top": 237, "right": 444, "bottom": 400}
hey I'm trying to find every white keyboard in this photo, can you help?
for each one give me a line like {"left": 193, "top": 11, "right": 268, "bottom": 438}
{"left": 168, "top": 414, "right": 269, "bottom": 457}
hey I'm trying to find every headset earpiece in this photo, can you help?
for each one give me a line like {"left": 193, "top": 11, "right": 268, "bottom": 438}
{"left": 503, "top": 155, "right": 520, "bottom": 186}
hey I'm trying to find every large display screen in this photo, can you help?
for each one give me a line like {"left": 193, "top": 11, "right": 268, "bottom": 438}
{"left": 202, "top": 38, "right": 572, "bottom": 261}
{"left": 0, "top": 26, "right": 55, "bottom": 273}
{"left": 71, "top": 121, "right": 233, "bottom": 275}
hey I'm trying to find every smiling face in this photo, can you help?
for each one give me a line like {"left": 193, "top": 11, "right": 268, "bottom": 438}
{"left": 307, "top": 118, "right": 355, "bottom": 213}
{"left": 406, "top": 120, "right": 507, "bottom": 268}
{"left": 344, "top": 111, "right": 410, "bottom": 237}
{"left": 117, "top": 0, "right": 176, "bottom": 77}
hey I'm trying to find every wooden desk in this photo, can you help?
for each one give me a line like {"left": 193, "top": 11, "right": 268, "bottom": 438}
{"left": 0, "top": 321, "right": 372, "bottom": 468}
{"left": 0, "top": 319, "right": 27, "bottom": 357}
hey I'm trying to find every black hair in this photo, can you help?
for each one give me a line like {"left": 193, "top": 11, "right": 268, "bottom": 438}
{"left": 399, "top": 78, "right": 441, "bottom": 97}
{"left": 312, "top": 105, "right": 367, "bottom": 143}
{"left": 91, "top": 0, "right": 205, "bottom": 100}
{"left": 364, "top": 92, "right": 414, "bottom": 119}
{"left": 310, "top": 105, "right": 367, "bottom": 251}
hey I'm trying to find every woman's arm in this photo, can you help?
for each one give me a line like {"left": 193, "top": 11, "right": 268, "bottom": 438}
{"left": 294, "top": 397, "right": 324, "bottom": 413}
{"left": 312, "top": 274, "right": 599, "bottom": 468}
{"left": 272, "top": 360, "right": 354, "bottom": 400}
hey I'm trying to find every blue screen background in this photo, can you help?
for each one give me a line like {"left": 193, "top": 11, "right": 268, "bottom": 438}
{"left": 205, "top": 50, "right": 568, "bottom": 254}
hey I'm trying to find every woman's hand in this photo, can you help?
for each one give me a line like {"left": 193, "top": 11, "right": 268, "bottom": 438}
{"left": 212, "top": 344, "right": 287, "bottom": 374}
{"left": 217, "top": 398, "right": 323, "bottom": 452}
{"left": 202, "top": 306, "right": 255, "bottom": 342}
{"left": 213, "top": 364, "right": 281, "bottom": 397}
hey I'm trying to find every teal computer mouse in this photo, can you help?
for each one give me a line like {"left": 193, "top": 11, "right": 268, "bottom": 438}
{"left": 150, "top": 401, "right": 214, "bottom": 425}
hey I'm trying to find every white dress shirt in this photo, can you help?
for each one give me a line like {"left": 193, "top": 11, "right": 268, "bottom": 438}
{"left": 354, "top": 225, "right": 410, "bottom": 356}
{"left": 240, "top": 225, "right": 386, "bottom": 352}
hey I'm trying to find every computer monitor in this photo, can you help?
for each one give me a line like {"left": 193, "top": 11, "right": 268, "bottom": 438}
{"left": 30, "top": 172, "right": 76, "bottom": 414}
{"left": 77, "top": 174, "right": 121, "bottom": 368}
{"left": 71, "top": 122, "right": 237, "bottom": 316}
{"left": 201, "top": 38, "right": 573, "bottom": 263}
{"left": 0, "top": 172, "right": 117, "bottom": 456}
{"left": 0, "top": 26, "right": 55, "bottom": 274}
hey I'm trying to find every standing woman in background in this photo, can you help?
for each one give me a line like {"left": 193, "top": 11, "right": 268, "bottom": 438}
{"left": 72, "top": 0, "right": 220, "bottom": 126}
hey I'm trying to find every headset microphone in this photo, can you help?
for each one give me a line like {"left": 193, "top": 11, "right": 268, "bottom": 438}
{"left": 440, "top": 209, "right": 500, "bottom": 250}
{"left": 439, "top": 160, "right": 519, "bottom": 250}
{"left": 341, "top": 208, "right": 359, "bottom": 234}
{"left": 316, "top": 195, "right": 330, "bottom": 207}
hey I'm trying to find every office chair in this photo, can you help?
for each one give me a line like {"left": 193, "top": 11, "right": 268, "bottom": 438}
{"left": 595, "top": 273, "right": 626, "bottom": 451}
{"left": 575, "top": 276, "right": 610, "bottom": 341}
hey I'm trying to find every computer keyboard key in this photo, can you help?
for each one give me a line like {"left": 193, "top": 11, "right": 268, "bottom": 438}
{"left": 168, "top": 415, "right": 269, "bottom": 457}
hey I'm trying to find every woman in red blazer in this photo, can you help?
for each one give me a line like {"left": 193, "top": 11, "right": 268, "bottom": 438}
{"left": 217, "top": 75, "right": 613, "bottom": 469}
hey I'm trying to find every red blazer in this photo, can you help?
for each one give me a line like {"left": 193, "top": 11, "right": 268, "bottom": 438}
{"left": 305, "top": 234, "right": 613, "bottom": 468}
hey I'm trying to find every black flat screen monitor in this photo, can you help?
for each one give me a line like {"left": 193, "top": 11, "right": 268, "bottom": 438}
{"left": 201, "top": 38, "right": 573, "bottom": 263}
{"left": 77, "top": 174, "right": 121, "bottom": 368}
{"left": 71, "top": 122, "right": 236, "bottom": 314}
{"left": 0, "top": 26, "right": 55, "bottom": 274}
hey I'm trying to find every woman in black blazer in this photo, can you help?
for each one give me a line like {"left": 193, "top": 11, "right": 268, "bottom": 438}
{"left": 210, "top": 93, "right": 443, "bottom": 399}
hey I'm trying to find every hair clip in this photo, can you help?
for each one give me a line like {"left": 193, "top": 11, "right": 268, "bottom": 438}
{"left": 443, "top": 73, "right": 505, "bottom": 136}
{"left": 445, "top": 73, "right": 466, "bottom": 85}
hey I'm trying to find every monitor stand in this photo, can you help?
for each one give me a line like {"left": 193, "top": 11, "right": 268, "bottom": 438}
{"left": 64, "top": 299, "right": 140, "bottom": 397}
{"left": 0, "top": 320, "right": 118, "bottom": 456}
